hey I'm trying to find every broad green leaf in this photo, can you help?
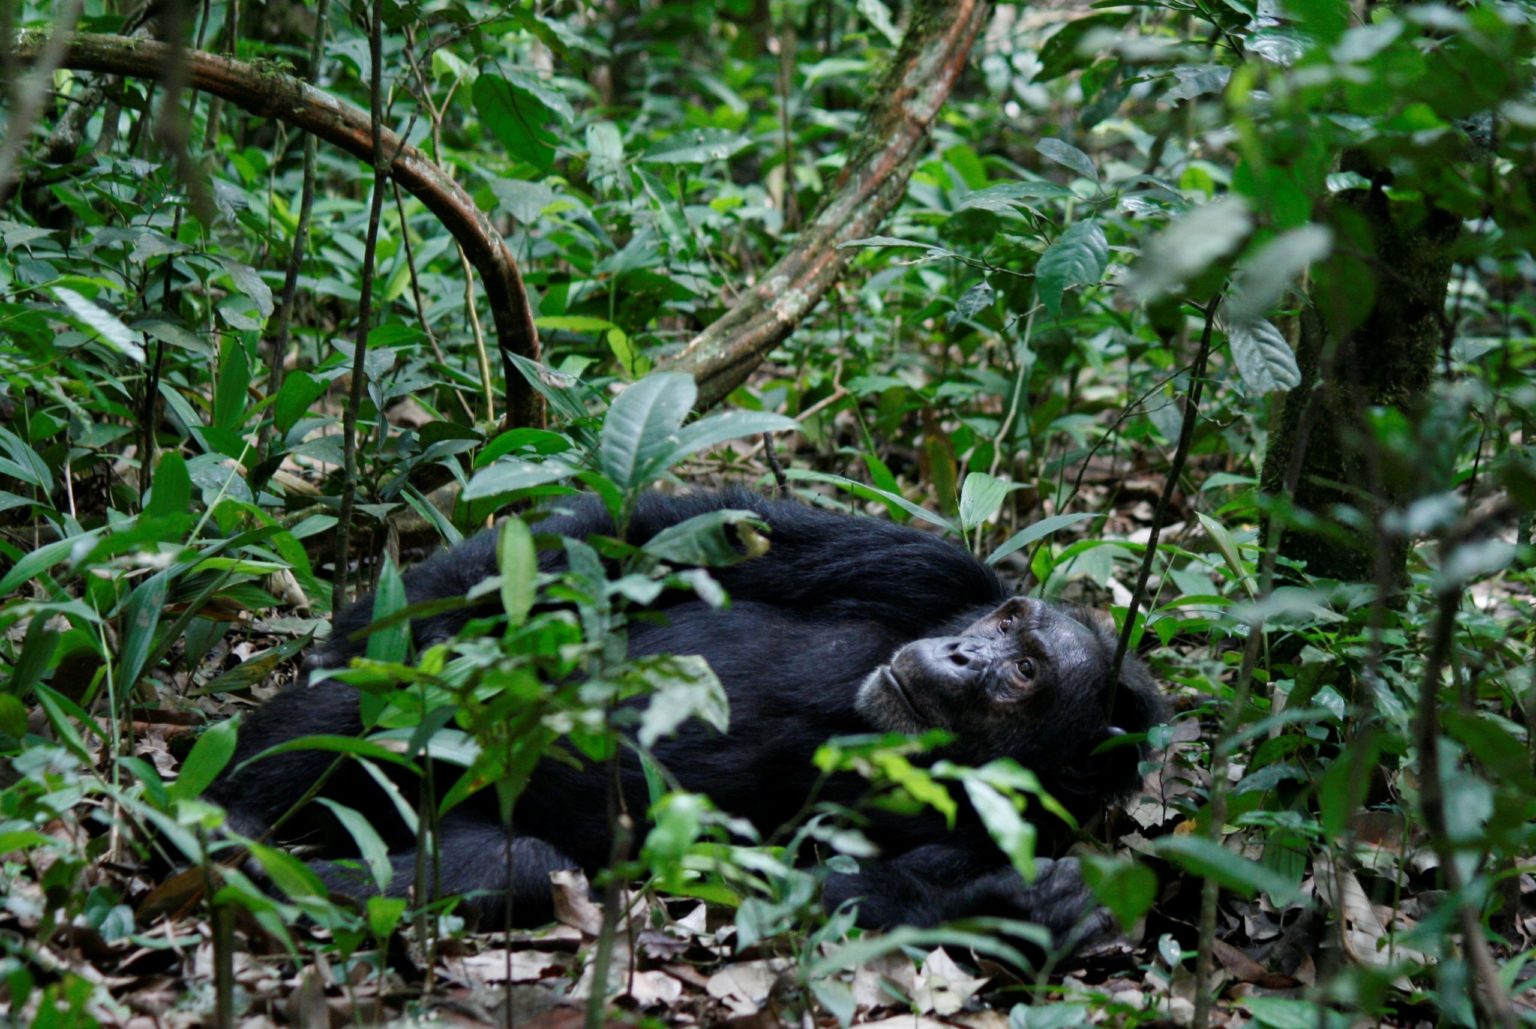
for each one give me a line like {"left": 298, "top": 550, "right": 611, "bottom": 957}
{"left": 1318, "top": 734, "right": 1383, "bottom": 840}
{"left": 1128, "top": 197, "right": 1252, "bottom": 301}
{"left": 1156, "top": 835, "right": 1302, "bottom": 905}
{"left": 1035, "top": 138, "right": 1098, "bottom": 182}
{"left": 1037, "top": 12, "right": 1131, "bottom": 81}
{"left": 116, "top": 570, "right": 168, "bottom": 690}
{"left": 958, "top": 472, "right": 1020, "bottom": 532}
{"left": 857, "top": 0, "right": 901, "bottom": 44}
{"left": 55, "top": 286, "right": 145, "bottom": 362}
{"left": 144, "top": 452, "right": 191, "bottom": 519}
{"left": 1081, "top": 854, "right": 1157, "bottom": 931}
{"left": 636, "top": 654, "right": 729, "bottom": 747}
{"left": 498, "top": 518, "right": 536, "bottom": 628}
{"left": 236, "top": 733, "right": 417, "bottom": 775}
{"left": 599, "top": 372, "right": 696, "bottom": 488}
{"left": 245, "top": 841, "right": 328, "bottom": 900}
{"left": 474, "top": 75, "right": 557, "bottom": 170}
{"left": 642, "top": 128, "right": 751, "bottom": 165}
{"left": 463, "top": 458, "right": 578, "bottom": 500}
{"left": 784, "top": 469, "right": 957, "bottom": 533}
{"left": 586, "top": 121, "right": 625, "bottom": 189}
{"left": 219, "top": 259, "right": 274, "bottom": 317}
{"left": 213, "top": 337, "right": 251, "bottom": 431}
{"left": 643, "top": 509, "right": 765, "bottom": 566}
{"left": 951, "top": 281, "right": 995, "bottom": 324}
{"left": 840, "top": 236, "right": 956, "bottom": 257}
{"left": 274, "top": 370, "right": 328, "bottom": 435}
{"left": 1036, "top": 220, "right": 1109, "bottom": 316}
{"left": 0, "top": 427, "right": 52, "bottom": 491}
{"left": 1165, "top": 63, "right": 1231, "bottom": 101}
{"left": 7, "top": 617, "right": 58, "bottom": 703}
{"left": 1225, "top": 317, "right": 1302, "bottom": 393}
{"left": 987, "top": 513, "right": 1094, "bottom": 565}
{"left": 367, "top": 559, "right": 409, "bottom": 664}
{"left": 963, "top": 779, "right": 1037, "bottom": 881}
{"left": 170, "top": 717, "right": 240, "bottom": 801}
{"left": 316, "top": 798, "right": 393, "bottom": 890}
{"left": 367, "top": 895, "right": 408, "bottom": 940}
{"left": 667, "top": 410, "right": 798, "bottom": 464}
{"left": 958, "top": 182, "right": 1073, "bottom": 212}
{"left": 1196, "top": 511, "right": 1256, "bottom": 598}
{"left": 1226, "top": 225, "right": 1332, "bottom": 323}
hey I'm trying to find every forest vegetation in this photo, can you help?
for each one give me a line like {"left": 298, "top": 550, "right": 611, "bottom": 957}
{"left": 1, "top": 0, "right": 1535, "bottom": 1025}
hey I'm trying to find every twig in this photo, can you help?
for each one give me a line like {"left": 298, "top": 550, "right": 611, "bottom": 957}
{"left": 333, "top": 0, "right": 388, "bottom": 614}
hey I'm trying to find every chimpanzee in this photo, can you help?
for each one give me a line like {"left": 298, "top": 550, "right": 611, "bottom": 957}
{"left": 209, "top": 489, "right": 1165, "bottom": 941}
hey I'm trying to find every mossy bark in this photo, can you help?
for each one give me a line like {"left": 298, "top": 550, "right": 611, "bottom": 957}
{"left": 1260, "top": 175, "right": 1460, "bottom": 583}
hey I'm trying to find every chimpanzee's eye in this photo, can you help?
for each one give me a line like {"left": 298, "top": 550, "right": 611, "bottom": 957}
{"left": 997, "top": 614, "right": 1014, "bottom": 632}
{"left": 1017, "top": 657, "right": 1037, "bottom": 679}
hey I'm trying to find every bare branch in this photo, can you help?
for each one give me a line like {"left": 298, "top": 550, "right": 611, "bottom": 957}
{"left": 660, "top": 0, "right": 990, "bottom": 410}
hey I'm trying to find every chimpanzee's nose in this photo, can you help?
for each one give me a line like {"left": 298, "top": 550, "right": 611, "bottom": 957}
{"left": 937, "top": 638, "right": 987, "bottom": 667}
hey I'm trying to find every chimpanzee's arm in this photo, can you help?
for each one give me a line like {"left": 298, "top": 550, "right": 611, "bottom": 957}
{"left": 823, "top": 844, "right": 1115, "bottom": 950}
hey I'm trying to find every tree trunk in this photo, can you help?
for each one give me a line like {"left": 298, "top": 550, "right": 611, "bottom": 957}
{"left": 1260, "top": 169, "right": 1460, "bottom": 583}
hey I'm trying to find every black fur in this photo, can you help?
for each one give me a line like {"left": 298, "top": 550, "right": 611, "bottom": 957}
{"left": 209, "top": 489, "right": 1165, "bottom": 938}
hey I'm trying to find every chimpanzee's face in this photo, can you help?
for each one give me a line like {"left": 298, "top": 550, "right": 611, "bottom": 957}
{"left": 855, "top": 597, "right": 1148, "bottom": 765}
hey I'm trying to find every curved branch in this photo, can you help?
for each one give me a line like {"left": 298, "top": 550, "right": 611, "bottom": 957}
{"left": 659, "top": 0, "right": 990, "bottom": 410}
{"left": 13, "top": 31, "right": 542, "bottom": 428}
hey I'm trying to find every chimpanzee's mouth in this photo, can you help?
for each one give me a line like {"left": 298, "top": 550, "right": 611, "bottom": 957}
{"left": 880, "top": 665, "right": 925, "bottom": 723}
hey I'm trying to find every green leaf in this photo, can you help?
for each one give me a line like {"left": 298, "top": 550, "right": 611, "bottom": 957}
{"left": 586, "top": 121, "right": 626, "bottom": 189}
{"left": 959, "top": 182, "right": 1073, "bottom": 212}
{"left": 367, "top": 560, "right": 409, "bottom": 664}
{"left": 643, "top": 509, "right": 765, "bottom": 566}
{"left": 170, "top": 717, "right": 240, "bottom": 801}
{"left": 1037, "top": 12, "right": 1131, "bottom": 81}
{"left": 1081, "top": 854, "right": 1157, "bottom": 931}
{"left": 0, "top": 532, "right": 93, "bottom": 595}
{"left": 367, "top": 895, "right": 408, "bottom": 940}
{"left": 856, "top": 0, "right": 902, "bottom": 44}
{"left": 951, "top": 281, "right": 995, "bottom": 325}
{"left": 463, "top": 458, "right": 578, "bottom": 500}
{"left": 636, "top": 654, "right": 730, "bottom": 747}
{"left": 958, "top": 472, "right": 1020, "bottom": 532}
{"left": 1155, "top": 835, "right": 1302, "bottom": 905}
{"left": 473, "top": 75, "right": 557, "bottom": 170}
{"left": 213, "top": 337, "right": 251, "bottom": 431}
{"left": 1225, "top": 225, "right": 1332, "bottom": 323}
{"left": 784, "top": 469, "right": 957, "bottom": 533}
{"left": 641, "top": 128, "right": 751, "bottom": 165}
{"left": 274, "top": 370, "right": 328, "bottom": 435}
{"left": 667, "top": 410, "right": 798, "bottom": 465}
{"left": 1196, "top": 512, "right": 1257, "bottom": 598}
{"left": 1224, "top": 317, "right": 1302, "bottom": 394}
{"left": 117, "top": 570, "right": 168, "bottom": 691}
{"left": 963, "top": 779, "right": 1037, "bottom": 881}
{"left": 1036, "top": 219, "right": 1109, "bottom": 316}
{"left": 1129, "top": 197, "right": 1252, "bottom": 302}
{"left": 1034, "top": 138, "right": 1098, "bottom": 182}
{"left": 316, "top": 798, "right": 393, "bottom": 890}
{"left": 987, "top": 513, "right": 1094, "bottom": 566}
{"left": 599, "top": 372, "right": 696, "bottom": 488}
{"left": 497, "top": 518, "right": 537, "bottom": 629}
{"left": 145, "top": 452, "right": 191, "bottom": 519}
{"left": 220, "top": 259, "right": 274, "bottom": 317}
{"left": 54, "top": 286, "right": 145, "bottom": 362}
